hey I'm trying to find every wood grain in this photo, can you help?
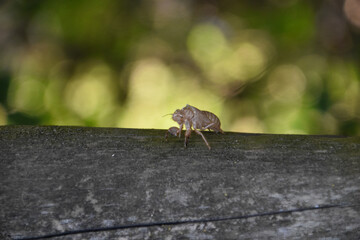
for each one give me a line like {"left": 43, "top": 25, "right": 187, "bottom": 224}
{"left": 1, "top": 126, "right": 359, "bottom": 239}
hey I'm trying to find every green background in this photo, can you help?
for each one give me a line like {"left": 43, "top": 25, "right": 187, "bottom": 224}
{"left": 1, "top": 0, "right": 359, "bottom": 135}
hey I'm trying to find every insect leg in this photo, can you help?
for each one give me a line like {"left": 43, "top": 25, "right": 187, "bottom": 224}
{"left": 178, "top": 123, "right": 184, "bottom": 138}
{"left": 184, "top": 128, "right": 192, "bottom": 148}
{"left": 194, "top": 129, "right": 211, "bottom": 150}
{"left": 204, "top": 123, "right": 215, "bottom": 129}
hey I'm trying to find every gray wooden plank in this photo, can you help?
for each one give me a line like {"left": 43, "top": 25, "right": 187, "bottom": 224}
{"left": 0, "top": 126, "right": 359, "bottom": 239}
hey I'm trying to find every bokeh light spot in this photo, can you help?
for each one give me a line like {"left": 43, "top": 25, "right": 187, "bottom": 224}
{"left": 344, "top": 0, "right": 360, "bottom": 29}
{"left": 229, "top": 42, "right": 266, "bottom": 80}
{"left": 9, "top": 77, "right": 46, "bottom": 115}
{"left": 187, "top": 24, "right": 229, "bottom": 68}
{"left": 267, "top": 64, "right": 307, "bottom": 103}
{"left": 65, "top": 64, "right": 116, "bottom": 120}
{"left": 119, "top": 59, "right": 174, "bottom": 128}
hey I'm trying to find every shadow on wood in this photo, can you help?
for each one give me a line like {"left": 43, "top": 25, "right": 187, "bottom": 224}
{"left": 1, "top": 126, "right": 359, "bottom": 239}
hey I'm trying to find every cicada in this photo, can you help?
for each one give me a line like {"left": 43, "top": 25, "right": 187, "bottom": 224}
{"left": 165, "top": 104, "right": 224, "bottom": 150}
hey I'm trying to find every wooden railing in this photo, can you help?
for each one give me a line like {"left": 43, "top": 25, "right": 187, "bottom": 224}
{"left": 1, "top": 126, "right": 359, "bottom": 239}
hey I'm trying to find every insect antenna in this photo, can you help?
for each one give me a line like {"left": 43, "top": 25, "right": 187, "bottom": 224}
{"left": 162, "top": 113, "right": 173, "bottom": 117}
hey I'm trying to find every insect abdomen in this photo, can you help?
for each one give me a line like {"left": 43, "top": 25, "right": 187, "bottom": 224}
{"left": 202, "top": 111, "right": 223, "bottom": 133}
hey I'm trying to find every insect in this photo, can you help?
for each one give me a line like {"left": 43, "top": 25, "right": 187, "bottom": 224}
{"left": 165, "top": 104, "right": 224, "bottom": 150}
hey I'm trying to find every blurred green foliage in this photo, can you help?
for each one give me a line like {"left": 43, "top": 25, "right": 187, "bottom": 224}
{"left": 0, "top": 0, "right": 359, "bottom": 135}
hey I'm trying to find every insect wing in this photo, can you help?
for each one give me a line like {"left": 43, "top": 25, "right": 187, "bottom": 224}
{"left": 186, "top": 105, "right": 212, "bottom": 130}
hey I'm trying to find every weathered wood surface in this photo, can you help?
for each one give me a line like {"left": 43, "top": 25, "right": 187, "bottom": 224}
{"left": 0, "top": 125, "right": 359, "bottom": 239}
